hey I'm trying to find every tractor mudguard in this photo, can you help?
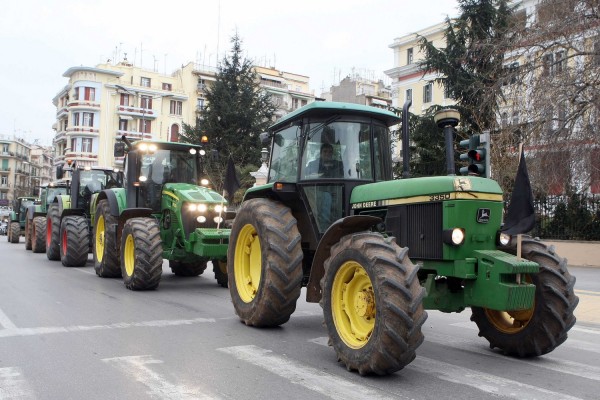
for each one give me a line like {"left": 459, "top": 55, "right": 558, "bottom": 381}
{"left": 55, "top": 195, "right": 71, "bottom": 215}
{"left": 306, "top": 215, "right": 382, "bottom": 302}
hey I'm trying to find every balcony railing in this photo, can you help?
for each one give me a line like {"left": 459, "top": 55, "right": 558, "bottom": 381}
{"left": 116, "top": 130, "right": 153, "bottom": 140}
{"left": 116, "top": 105, "right": 157, "bottom": 119}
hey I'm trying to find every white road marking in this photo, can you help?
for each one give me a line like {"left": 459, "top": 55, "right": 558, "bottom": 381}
{"left": 0, "top": 308, "right": 17, "bottom": 329}
{"left": 0, "top": 367, "right": 35, "bottom": 399}
{"left": 451, "top": 321, "right": 600, "bottom": 336}
{"left": 0, "top": 317, "right": 215, "bottom": 338}
{"left": 103, "top": 355, "right": 219, "bottom": 400}
{"left": 424, "top": 331, "right": 600, "bottom": 382}
{"left": 218, "top": 345, "right": 403, "bottom": 400}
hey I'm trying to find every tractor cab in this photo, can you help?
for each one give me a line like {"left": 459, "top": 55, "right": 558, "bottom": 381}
{"left": 12, "top": 197, "right": 36, "bottom": 225}
{"left": 71, "top": 167, "right": 122, "bottom": 211}
{"left": 262, "top": 102, "right": 399, "bottom": 237}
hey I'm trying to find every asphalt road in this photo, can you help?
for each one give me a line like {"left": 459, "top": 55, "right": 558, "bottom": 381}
{"left": 0, "top": 237, "right": 599, "bottom": 400}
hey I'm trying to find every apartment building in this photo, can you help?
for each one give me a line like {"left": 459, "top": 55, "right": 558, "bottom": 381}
{"left": 52, "top": 60, "right": 315, "bottom": 174}
{"left": 0, "top": 136, "right": 33, "bottom": 206}
{"left": 322, "top": 75, "right": 392, "bottom": 108}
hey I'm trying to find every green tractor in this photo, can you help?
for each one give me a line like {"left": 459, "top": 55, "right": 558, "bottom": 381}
{"left": 46, "top": 166, "right": 123, "bottom": 267}
{"left": 92, "top": 137, "right": 230, "bottom": 290}
{"left": 24, "top": 181, "right": 69, "bottom": 253}
{"left": 7, "top": 197, "right": 36, "bottom": 244}
{"left": 227, "top": 101, "right": 578, "bottom": 376}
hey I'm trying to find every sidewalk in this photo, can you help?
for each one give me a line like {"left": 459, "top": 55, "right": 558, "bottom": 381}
{"left": 542, "top": 240, "right": 600, "bottom": 268}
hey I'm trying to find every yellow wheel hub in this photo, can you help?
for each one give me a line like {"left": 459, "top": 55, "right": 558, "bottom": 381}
{"left": 123, "top": 234, "right": 135, "bottom": 277}
{"left": 331, "top": 261, "right": 375, "bottom": 349}
{"left": 234, "top": 224, "right": 261, "bottom": 303}
{"left": 485, "top": 275, "right": 535, "bottom": 333}
{"left": 96, "top": 215, "right": 105, "bottom": 263}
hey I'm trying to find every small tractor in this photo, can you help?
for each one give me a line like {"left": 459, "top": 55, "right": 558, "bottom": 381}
{"left": 227, "top": 101, "right": 578, "bottom": 376}
{"left": 46, "top": 166, "right": 123, "bottom": 267}
{"left": 7, "top": 197, "right": 36, "bottom": 244}
{"left": 24, "top": 181, "right": 69, "bottom": 253}
{"left": 92, "top": 137, "right": 230, "bottom": 290}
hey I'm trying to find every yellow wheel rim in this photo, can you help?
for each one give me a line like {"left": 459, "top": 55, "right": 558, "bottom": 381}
{"left": 96, "top": 215, "right": 105, "bottom": 263}
{"left": 124, "top": 234, "right": 135, "bottom": 277}
{"left": 331, "top": 261, "right": 375, "bottom": 349}
{"left": 234, "top": 224, "right": 261, "bottom": 303}
{"left": 484, "top": 275, "right": 535, "bottom": 334}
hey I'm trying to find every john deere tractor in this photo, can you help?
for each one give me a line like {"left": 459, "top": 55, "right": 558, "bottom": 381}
{"left": 92, "top": 137, "right": 230, "bottom": 290}
{"left": 7, "top": 197, "right": 36, "bottom": 244}
{"left": 227, "top": 101, "right": 578, "bottom": 376}
{"left": 24, "top": 181, "right": 69, "bottom": 253}
{"left": 46, "top": 166, "right": 122, "bottom": 267}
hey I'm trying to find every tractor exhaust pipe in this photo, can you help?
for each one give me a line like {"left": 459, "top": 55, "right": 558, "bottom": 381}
{"left": 434, "top": 109, "right": 461, "bottom": 176}
{"left": 401, "top": 100, "right": 412, "bottom": 178}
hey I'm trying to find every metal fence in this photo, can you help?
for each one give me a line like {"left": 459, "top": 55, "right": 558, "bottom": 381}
{"left": 531, "top": 194, "right": 600, "bottom": 240}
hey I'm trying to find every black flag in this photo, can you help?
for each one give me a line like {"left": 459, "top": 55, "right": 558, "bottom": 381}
{"left": 502, "top": 149, "right": 535, "bottom": 235}
{"left": 223, "top": 157, "right": 240, "bottom": 203}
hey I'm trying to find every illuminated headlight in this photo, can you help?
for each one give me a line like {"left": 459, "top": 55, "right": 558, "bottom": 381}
{"left": 197, "top": 203, "right": 207, "bottom": 212}
{"left": 188, "top": 203, "right": 197, "bottom": 211}
{"left": 199, "top": 150, "right": 206, "bottom": 156}
{"left": 498, "top": 232, "right": 511, "bottom": 246}
{"left": 139, "top": 143, "right": 148, "bottom": 151}
{"left": 189, "top": 148, "right": 197, "bottom": 155}
{"left": 197, "top": 216, "right": 206, "bottom": 223}
{"left": 200, "top": 179, "right": 209, "bottom": 186}
{"left": 139, "top": 176, "right": 148, "bottom": 182}
{"left": 214, "top": 205, "right": 226, "bottom": 213}
{"left": 213, "top": 216, "right": 223, "bottom": 224}
{"left": 148, "top": 144, "right": 157, "bottom": 152}
{"left": 443, "top": 228, "right": 465, "bottom": 246}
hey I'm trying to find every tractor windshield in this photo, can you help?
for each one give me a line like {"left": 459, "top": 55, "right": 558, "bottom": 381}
{"left": 138, "top": 149, "right": 199, "bottom": 186}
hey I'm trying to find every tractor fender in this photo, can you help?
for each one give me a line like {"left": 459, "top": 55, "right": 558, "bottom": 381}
{"left": 25, "top": 205, "right": 38, "bottom": 222}
{"left": 55, "top": 194, "right": 72, "bottom": 216}
{"left": 116, "top": 208, "right": 154, "bottom": 247}
{"left": 305, "top": 215, "right": 382, "bottom": 303}
{"left": 96, "top": 189, "right": 126, "bottom": 217}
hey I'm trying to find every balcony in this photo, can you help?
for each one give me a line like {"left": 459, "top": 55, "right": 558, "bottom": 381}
{"left": 56, "top": 106, "right": 68, "bottom": 118}
{"left": 116, "top": 105, "right": 157, "bottom": 119}
{"left": 116, "top": 130, "right": 153, "bottom": 141}
{"left": 66, "top": 126, "right": 99, "bottom": 135}
{"left": 68, "top": 100, "right": 101, "bottom": 111}
{"left": 0, "top": 168, "right": 10, "bottom": 173}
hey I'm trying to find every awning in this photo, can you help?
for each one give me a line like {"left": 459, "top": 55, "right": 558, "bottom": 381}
{"left": 260, "top": 74, "right": 284, "bottom": 82}
{"left": 370, "top": 98, "right": 389, "bottom": 106}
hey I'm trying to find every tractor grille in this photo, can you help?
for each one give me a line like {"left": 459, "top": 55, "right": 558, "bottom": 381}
{"left": 385, "top": 202, "right": 443, "bottom": 260}
{"left": 181, "top": 207, "right": 220, "bottom": 237}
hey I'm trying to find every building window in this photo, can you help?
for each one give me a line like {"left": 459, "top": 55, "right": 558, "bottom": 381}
{"left": 140, "top": 119, "right": 151, "bottom": 133}
{"left": 84, "top": 87, "right": 95, "bottom": 101}
{"left": 73, "top": 113, "right": 80, "bottom": 126}
{"left": 120, "top": 94, "right": 130, "bottom": 106}
{"left": 407, "top": 48, "right": 414, "bottom": 65}
{"left": 141, "top": 77, "right": 151, "bottom": 87}
{"left": 2, "top": 143, "right": 8, "bottom": 153}
{"left": 1, "top": 176, "right": 7, "bottom": 186}
{"left": 555, "top": 50, "right": 566, "bottom": 74}
{"left": 162, "top": 83, "right": 172, "bottom": 91}
{"left": 197, "top": 79, "right": 206, "bottom": 91}
{"left": 140, "top": 96, "right": 152, "bottom": 110}
{"left": 405, "top": 88, "right": 412, "bottom": 103}
{"left": 82, "top": 112, "right": 94, "bottom": 127}
{"left": 443, "top": 83, "right": 451, "bottom": 99}
{"left": 73, "top": 87, "right": 80, "bottom": 101}
{"left": 71, "top": 138, "right": 77, "bottom": 151}
{"left": 170, "top": 100, "right": 183, "bottom": 115}
{"left": 197, "top": 98, "right": 205, "bottom": 111}
{"left": 119, "top": 119, "right": 128, "bottom": 131}
{"left": 423, "top": 83, "right": 432, "bottom": 103}
{"left": 81, "top": 138, "right": 92, "bottom": 153}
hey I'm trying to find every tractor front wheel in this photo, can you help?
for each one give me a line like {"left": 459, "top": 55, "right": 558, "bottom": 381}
{"left": 60, "top": 216, "right": 90, "bottom": 267}
{"left": 25, "top": 219, "right": 32, "bottom": 250}
{"left": 32, "top": 217, "right": 46, "bottom": 253}
{"left": 471, "top": 236, "right": 578, "bottom": 357}
{"left": 120, "top": 218, "right": 163, "bottom": 290}
{"left": 169, "top": 260, "right": 207, "bottom": 277}
{"left": 94, "top": 200, "right": 121, "bottom": 277}
{"left": 9, "top": 222, "right": 20, "bottom": 243}
{"left": 321, "top": 232, "right": 427, "bottom": 376}
{"left": 227, "top": 198, "right": 303, "bottom": 327}
{"left": 46, "top": 204, "right": 60, "bottom": 259}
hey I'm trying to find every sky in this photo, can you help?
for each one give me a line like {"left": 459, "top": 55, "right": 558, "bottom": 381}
{"left": 0, "top": 0, "right": 458, "bottom": 146}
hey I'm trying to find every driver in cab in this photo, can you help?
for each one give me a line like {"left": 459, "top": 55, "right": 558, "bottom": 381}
{"left": 305, "top": 143, "right": 344, "bottom": 178}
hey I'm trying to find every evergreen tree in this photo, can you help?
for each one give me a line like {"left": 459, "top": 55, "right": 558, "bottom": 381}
{"left": 181, "top": 33, "right": 276, "bottom": 194}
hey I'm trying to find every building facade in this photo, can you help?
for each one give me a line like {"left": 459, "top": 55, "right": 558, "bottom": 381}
{"left": 0, "top": 135, "right": 33, "bottom": 206}
{"left": 322, "top": 75, "right": 392, "bottom": 108}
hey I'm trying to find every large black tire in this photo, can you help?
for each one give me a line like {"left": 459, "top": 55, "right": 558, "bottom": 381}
{"left": 321, "top": 232, "right": 427, "bottom": 376}
{"left": 45, "top": 204, "right": 60, "bottom": 260}
{"left": 93, "top": 200, "right": 121, "bottom": 277}
{"left": 25, "top": 219, "right": 32, "bottom": 250}
{"left": 60, "top": 216, "right": 90, "bottom": 267}
{"left": 169, "top": 260, "right": 207, "bottom": 277}
{"left": 9, "top": 222, "right": 20, "bottom": 243}
{"left": 471, "top": 236, "right": 579, "bottom": 357}
{"left": 120, "top": 218, "right": 163, "bottom": 290}
{"left": 213, "top": 259, "right": 228, "bottom": 288}
{"left": 227, "top": 198, "right": 303, "bottom": 327}
{"left": 32, "top": 217, "right": 46, "bottom": 253}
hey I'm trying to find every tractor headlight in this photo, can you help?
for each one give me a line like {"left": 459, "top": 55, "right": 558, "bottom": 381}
{"left": 197, "top": 203, "right": 207, "bottom": 212}
{"left": 200, "top": 179, "right": 209, "bottom": 186}
{"left": 213, "top": 216, "right": 224, "bottom": 224}
{"left": 498, "top": 232, "right": 511, "bottom": 246}
{"left": 443, "top": 228, "right": 465, "bottom": 246}
{"left": 188, "top": 203, "right": 197, "bottom": 212}
{"left": 197, "top": 216, "right": 206, "bottom": 223}
{"left": 214, "top": 205, "right": 226, "bottom": 213}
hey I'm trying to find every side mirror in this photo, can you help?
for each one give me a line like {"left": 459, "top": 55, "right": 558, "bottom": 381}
{"left": 114, "top": 142, "right": 125, "bottom": 157}
{"left": 259, "top": 132, "right": 270, "bottom": 145}
{"left": 56, "top": 165, "right": 63, "bottom": 180}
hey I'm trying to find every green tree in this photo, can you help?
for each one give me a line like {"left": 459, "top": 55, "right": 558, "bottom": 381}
{"left": 181, "top": 33, "right": 276, "bottom": 194}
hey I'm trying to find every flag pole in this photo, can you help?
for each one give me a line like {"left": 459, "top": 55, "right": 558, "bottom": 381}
{"left": 516, "top": 143, "right": 524, "bottom": 263}
{"left": 217, "top": 190, "right": 225, "bottom": 231}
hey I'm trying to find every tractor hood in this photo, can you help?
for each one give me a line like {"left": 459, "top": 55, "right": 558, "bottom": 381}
{"left": 163, "top": 183, "right": 227, "bottom": 204}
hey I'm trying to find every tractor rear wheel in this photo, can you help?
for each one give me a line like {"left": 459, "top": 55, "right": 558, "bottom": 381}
{"left": 32, "top": 217, "right": 46, "bottom": 253}
{"left": 9, "top": 222, "right": 20, "bottom": 243}
{"left": 94, "top": 200, "right": 121, "bottom": 277}
{"left": 25, "top": 219, "right": 32, "bottom": 250}
{"left": 46, "top": 204, "right": 60, "bottom": 259}
{"left": 120, "top": 218, "right": 163, "bottom": 290}
{"left": 213, "top": 259, "right": 228, "bottom": 288}
{"left": 321, "top": 232, "right": 427, "bottom": 376}
{"left": 169, "top": 260, "right": 207, "bottom": 276}
{"left": 60, "top": 216, "right": 89, "bottom": 267}
{"left": 227, "top": 198, "right": 303, "bottom": 327}
{"left": 471, "top": 236, "right": 578, "bottom": 357}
